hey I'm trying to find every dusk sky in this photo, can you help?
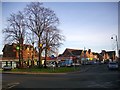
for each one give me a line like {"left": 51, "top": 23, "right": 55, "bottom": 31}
{"left": 1, "top": 1, "right": 118, "bottom": 54}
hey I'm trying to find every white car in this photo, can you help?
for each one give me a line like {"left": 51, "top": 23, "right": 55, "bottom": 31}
{"left": 108, "top": 62, "right": 119, "bottom": 70}
{"left": 2, "top": 65, "right": 12, "bottom": 71}
{"left": 46, "top": 62, "right": 55, "bottom": 68}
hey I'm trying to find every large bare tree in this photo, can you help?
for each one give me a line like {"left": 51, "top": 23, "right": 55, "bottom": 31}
{"left": 2, "top": 11, "right": 26, "bottom": 67}
{"left": 25, "top": 2, "right": 59, "bottom": 67}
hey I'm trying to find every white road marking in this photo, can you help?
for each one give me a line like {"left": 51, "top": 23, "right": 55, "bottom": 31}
{"left": 7, "top": 82, "right": 20, "bottom": 89}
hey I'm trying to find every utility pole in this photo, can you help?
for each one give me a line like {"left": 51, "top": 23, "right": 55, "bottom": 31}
{"left": 84, "top": 47, "right": 86, "bottom": 65}
{"left": 116, "top": 35, "right": 119, "bottom": 58}
{"left": 111, "top": 34, "right": 119, "bottom": 59}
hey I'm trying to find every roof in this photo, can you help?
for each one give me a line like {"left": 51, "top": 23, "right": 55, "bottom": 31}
{"left": 61, "top": 48, "right": 83, "bottom": 57}
{"left": 71, "top": 50, "right": 83, "bottom": 56}
{"left": 106, "top": 51, "right": 115, "bottom": 56}
{"left": 92, "top": 52, "right": 99, "bottom": 55}
{"left": 2, "top": 43, "right": 34, "bottom": 51}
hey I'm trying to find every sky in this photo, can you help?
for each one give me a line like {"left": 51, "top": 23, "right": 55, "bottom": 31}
{"left": 1, "top": 1, "right": 118, "bottom": 54}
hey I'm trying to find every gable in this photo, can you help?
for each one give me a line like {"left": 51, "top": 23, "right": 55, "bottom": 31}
{"left": 62, "top": 49, "right": 73, "bottom": 56}
{"left": 106, "top": 51, "right": 115, "bottom": 56}
{"left": 62, "top": 48, "right": 83, "bottom": 57}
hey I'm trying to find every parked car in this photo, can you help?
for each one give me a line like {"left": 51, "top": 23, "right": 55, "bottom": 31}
{"left": 58, "top": 61, "right": 66, "bottom": 67}
{"left": 65, "top": 60, "right": 73, "bottom": 67}
{"left": 58, "top": 60, "right": 73, "bottom": 67}
{"left": 72, "top": 63, "right": 80, "bottom": 66}
{"left": 108, "top": 62, "right": 119, "bottom": 70}
{"left": 2, "top": 65, "right": 12, "bottom": 71}
{"left": 46, "top": 62, "right": 55, "bottom": 68}
{"left": 101, "top": 61, "right": 104, "bottom": 64}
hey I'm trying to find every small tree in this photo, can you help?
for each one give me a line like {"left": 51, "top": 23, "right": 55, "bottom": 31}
{"left": 43, "top": 26, "right": 64, "bottom": 68}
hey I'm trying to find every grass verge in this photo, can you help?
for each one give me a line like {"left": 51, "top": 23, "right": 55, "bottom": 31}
{"left": 2, "top": 66, "right": 80, "bottom": 73}
{"left": 0, "top": 69, "right": 2, "bottom": 73}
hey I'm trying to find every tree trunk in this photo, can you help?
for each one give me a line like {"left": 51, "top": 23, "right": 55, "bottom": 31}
{"left": 31, "top": 42, "right": 34, "bottom": 67}
{"left": 18, "top": 42, "right": 21, "bottom": 68}
{"left": 20, "top": 37, "right": 24, "bottom": 68}
{"left": 38, "top": 37, "right": 42, "bottom": 68}
{"left": 44, "top": 31, "right": 48, "bottom": 68}
{"left": 44, "top": 47, "right": 47, "bottom": 68}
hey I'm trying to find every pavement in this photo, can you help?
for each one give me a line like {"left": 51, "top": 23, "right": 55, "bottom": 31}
{"left": 2, "top": 71, "right": 67, "bottom": 75}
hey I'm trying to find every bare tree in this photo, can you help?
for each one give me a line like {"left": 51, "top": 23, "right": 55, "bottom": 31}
{"left": 2, "top": 11, "right": 26, "bottom": 67}
{"left": 43, "top": 26, "right": 64, "bottom": 68}
{"left": 25, "top": 2, "right": 59, "bottom": 67}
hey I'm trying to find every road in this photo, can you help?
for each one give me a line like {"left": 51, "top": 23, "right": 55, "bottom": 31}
{"left": 2, "top": 64, "right": 120, "bottom": 89}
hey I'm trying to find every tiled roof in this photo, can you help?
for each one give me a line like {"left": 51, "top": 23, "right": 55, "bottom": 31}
{"left": 62, "top": 48, "right": 83, "bottom": 57}
{"left": 106, "top": 51, "right": 115, "bottom": 56}
{"left": 71, "top": 50, "right": 83, "bottom": 56}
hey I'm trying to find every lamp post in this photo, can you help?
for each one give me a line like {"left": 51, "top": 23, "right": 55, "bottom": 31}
{"left": 16, "top": 46, "right": 21, "bottom": 68}
{"left": 111, "top": 34, "right": 119, "bottom": 58}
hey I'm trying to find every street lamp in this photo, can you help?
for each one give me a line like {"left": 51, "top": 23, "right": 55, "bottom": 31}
{"left": 111, "top": 34, "right": 119, "bottom": 58}
{"left": 16, "top": 46, "right": 21, "bottom": 68}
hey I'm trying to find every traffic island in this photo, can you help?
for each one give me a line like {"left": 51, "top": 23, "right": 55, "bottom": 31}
{"left": 2, "top": 67, "right": 80, "bottom": 75}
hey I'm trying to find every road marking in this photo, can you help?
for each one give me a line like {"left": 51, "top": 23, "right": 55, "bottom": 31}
{"left": 7, "top": 82, "right": 20, "bottom": 89}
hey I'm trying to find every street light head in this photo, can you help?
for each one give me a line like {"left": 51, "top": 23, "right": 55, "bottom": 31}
{"left": 16, "top": 46, "right": 20, "bottom": 50}
{"left": 111, "top": 37, "right": 113, "bottom": 39}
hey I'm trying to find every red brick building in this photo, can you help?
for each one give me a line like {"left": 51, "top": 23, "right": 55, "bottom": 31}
{"left": 58, "top": 48, "right": 104, "bottom": 65}
{"left": 58, "top": 48, "right": 83, "bottom": 64}
{"left": 101, "top": 50, "right": 116, "bottom": 62}
{"left": 2, "top": 43, "right": 38, "bottom": 61}
{"left": 2, "top": 43, "right": 58, "bottom": 67}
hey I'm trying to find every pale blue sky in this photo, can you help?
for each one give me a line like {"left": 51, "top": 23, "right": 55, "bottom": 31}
{"left": 1, "top": 2, "right": 118, "bottom": 54}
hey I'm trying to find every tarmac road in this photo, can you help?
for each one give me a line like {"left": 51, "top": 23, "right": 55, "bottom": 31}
{"left": 2, "top": 64, "right": 120, "bottom": 89}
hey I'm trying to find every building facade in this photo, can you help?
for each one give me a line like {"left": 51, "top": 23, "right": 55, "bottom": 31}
{"left": 58, "top": 48, "right": 101, "bottom": 64}
{"left": 2, "top": 43, "right": 58, "bottom": 68}
{"left": 101, "top": 50, "right": 116, "bottom": 62}
{"left": 2, "top": 43, "right": 38, "bottom": 60}
{"left": 58, "top": 48, "right": 116, "bottom": 64}
{"left": 2, "top": 43, "right": 38, "bottom": 68}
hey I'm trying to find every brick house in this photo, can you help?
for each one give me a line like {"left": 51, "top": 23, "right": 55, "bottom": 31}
{"left": 58, "top": 48, "right": 83, "bottom": 63}
{"left": 2, "top": 43, "right": 38, "bottom": 67}
{"left": 2, "top": 43, "right": 58, "bottom": 67}
{"left": 2, "top": 43, "right": 38, "bottom": 60}
{"left": 58, "top": 48, "right": 98, "bottom": 63}
{"left": 92, "top": 52, "right": 102, "bottom": 61}
{"left": 58, "top": 48, "right": 102, "bottom": 65}
{"left": 81, "top": 49, "right": 95, "bottom": 59}
{"left": 101, "top": 50, "right": 116, "bottom": 62}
